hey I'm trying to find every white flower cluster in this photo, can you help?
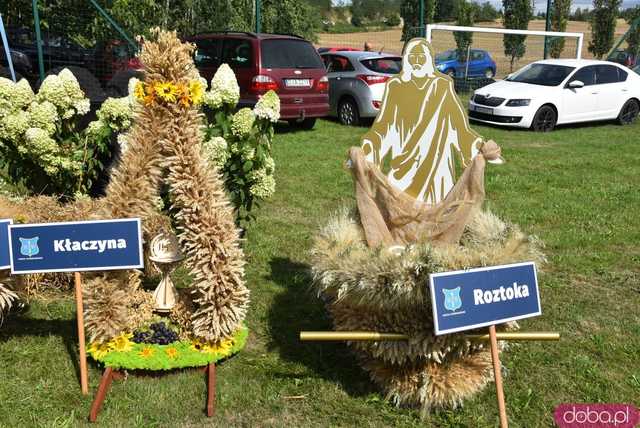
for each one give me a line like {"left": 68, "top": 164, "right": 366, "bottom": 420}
{"left": 96, "top": 97, "right": 133, "bottom": 131}
{"left": 0, "top": 78, "right": 35, "bottom": 116}
{"left": 202, "top": 136, "right": 230, "bottom": 170}
{"left": 23, "top": 128, "right": 79, "bottom": 175}
{"left": 231, "top": 108, "right": 255, "bottom": 138}
{"left": 254, "top": 90, "right": 280, "bottom": 123}
{"left": 204, "top": 64, "right": 240, "bottom": 109}
{"left": 248, "top": 168, "right": 276, "bottom": 199}
{"left": 36, "top": 69, "right": 90, "bottom": 119}
{"left": 27, "top": 101, "right": 58, "bottom": 136}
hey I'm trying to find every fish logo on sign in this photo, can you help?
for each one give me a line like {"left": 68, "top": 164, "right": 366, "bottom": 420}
{"left": 443, "top": 287, "right": 462, "bottom": 312}
{"left": 19, "top": 237, "right": 40, "bottom": 258}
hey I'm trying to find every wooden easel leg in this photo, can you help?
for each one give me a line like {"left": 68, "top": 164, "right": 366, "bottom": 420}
{"left": 74, "top": 272, "right": 89, "bottom": 395}
{"left": 89, "top": 367, "right": 114, "bottom": 423}
{"left": 206, "top": 363, "right": 216, "bottom": 417}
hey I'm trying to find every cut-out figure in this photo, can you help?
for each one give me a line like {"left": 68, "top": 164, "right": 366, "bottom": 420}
{"left": 362, "top": 38, "right": 484, "bottom": 204}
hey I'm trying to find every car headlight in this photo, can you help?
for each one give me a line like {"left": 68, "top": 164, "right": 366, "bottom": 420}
{"left": 506, "top": 99, "right": 531, "bottom": 107}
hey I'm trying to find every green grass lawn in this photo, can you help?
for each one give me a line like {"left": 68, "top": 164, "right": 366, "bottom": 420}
{"left": 1, "top": 117, "right": 639, "bottom": 427}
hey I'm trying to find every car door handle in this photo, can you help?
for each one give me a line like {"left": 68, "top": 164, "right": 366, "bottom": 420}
{"left": 622, "top": 88, "right": 628, "bottom": 92}
{"left": 591, "top": 92, "right": 598, "bottom": 95}
{"left": 335, "top": 77, "right": 341, "bottom": 80}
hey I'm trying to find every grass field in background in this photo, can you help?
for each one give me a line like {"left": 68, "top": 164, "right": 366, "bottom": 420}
{"left": 1, "top": 116, "right": 639, "bottom": 427}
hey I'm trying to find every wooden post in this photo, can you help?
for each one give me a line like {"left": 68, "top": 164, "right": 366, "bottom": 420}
{"left": 89, "top": 367, "right": 114, "bottom": 422}
{"left": 74, "top": 272, "right": 89, "bottom": 395}
{"left": 207, "top": 363, "right": 216, "bottom": 417}
{"left": 489, "top": 325, "right": 508, "bottom": 428}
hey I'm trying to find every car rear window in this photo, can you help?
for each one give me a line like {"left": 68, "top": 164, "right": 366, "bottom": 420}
{"left": 360, "top": 57, "right": 402, "bottom": 74}
{"left": 261, "top": 39, "right": 324, "bottom": 69}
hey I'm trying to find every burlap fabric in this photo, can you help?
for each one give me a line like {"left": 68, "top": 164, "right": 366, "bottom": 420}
{"left": 348, "top": 140, "right": 503, "bottom": 248}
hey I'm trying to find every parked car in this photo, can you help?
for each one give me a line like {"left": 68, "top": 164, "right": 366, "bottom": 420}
{"left": 634, "top": 64, "right": 640, "bottom": 75}
{"left": 320, "top": 51, "right": 401, "bottom": 125}
{"left": 187, "top": 32, "right": 329, "bottom": 129}
{"left": 468, "top": 59, "right": 640, "bottom": 131}
{"left": 317, "top": 47, "right": 361, "bottom": 54}
{"left": 608, "top": 49, "right": 636, "bottom": 68}
{"left": 435, "top": 49, "right": 497, "bottom": 79}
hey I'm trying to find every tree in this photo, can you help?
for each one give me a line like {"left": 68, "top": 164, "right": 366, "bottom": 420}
{"left": 454, "top": 0, "right": 474, "bottom": 64}
{"left": 502, "top": 0, "right": 534, "bottom": 71}
{"left": 548, "top": 0, "right": 572, "bottom": 58}
{"left": 589, "top": 0, "right": 622, "bottom": 58}
{"left": 625, "top": 6, "right": 640, "bottom": 59}
{"left": 401, "top": 0, "right": 437, "bottom": 40}
{"left": 475, "top": 2, "right": 500, "bottom": 22}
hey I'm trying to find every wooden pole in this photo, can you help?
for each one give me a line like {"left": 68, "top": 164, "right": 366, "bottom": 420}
{"left": 74, "top": 272, "right": 89, "bottom": 395}
{"left": 206, "top": 363, "right": 216, "bottom": 417}
{"left": 89, "top": 367, "right": 113, "bottom": 422}
{"left": 489, "top": 325, "right": 508, "bottom": 428}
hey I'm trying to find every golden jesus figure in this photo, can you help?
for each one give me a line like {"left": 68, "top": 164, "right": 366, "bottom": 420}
{"left": 362, "top": 38, "right": 485, "bottom": 204}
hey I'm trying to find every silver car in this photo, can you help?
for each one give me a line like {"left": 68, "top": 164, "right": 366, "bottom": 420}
{"left": 320, "top": 51, "right": 402, "bottom": 125}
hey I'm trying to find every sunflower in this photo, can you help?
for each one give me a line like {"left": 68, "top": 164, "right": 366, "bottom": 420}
{"left": 154, "top": 81, "right": 178, "bottom": 103}
{"left": 189, "top": 80, "right": 205, "bottom": 105}
{"left": 134, "top": 81, "right": 146, "bottom": 102}
{"left": 139, "top": 347, "right": 155, "bottom": 358}
{"left": 165, "top": 348, "right": 179, "bottom": 359}
{"left": 108, "top": 333, "right": 133, "bottom": 353}
{"left": 88, "top": 342, "right": 111, "bottom": 359}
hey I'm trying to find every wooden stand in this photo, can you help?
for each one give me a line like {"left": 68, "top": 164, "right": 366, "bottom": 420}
{"left": 74, "top": 272, "right": 89, "bottom": 395}
{"left": 88, "top": 363, "right": 216, "bottom": 422}
{"left": 489, "top": 325, "right": 508, "bottom": 428}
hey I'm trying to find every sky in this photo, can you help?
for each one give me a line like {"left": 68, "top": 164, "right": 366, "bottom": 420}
{"left": 476, "top": 0, "right": 640, "bottom": 13}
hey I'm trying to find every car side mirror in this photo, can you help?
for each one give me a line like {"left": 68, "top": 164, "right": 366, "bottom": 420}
{"left": 568, "top": 80, "right": 584, "bottom": 89}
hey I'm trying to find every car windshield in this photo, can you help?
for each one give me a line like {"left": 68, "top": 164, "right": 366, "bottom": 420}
{"left": 261, "top": 39, "right": 324, "bottom": 69}
{"left": 506, "top": 63, "right": 575, "bottom": 86}
{"left": 360, "top": 57, "right": 402, "bottom": 74}
{"left": 436, "top": 50, "right": 456, "bottom": 62}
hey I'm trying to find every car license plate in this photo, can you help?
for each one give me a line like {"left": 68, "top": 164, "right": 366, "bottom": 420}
{"left": 472, "top": 105, "right": 493, "bottom": 115}
{"left": 285, "top": 78, "right": 311, "bottom": 87}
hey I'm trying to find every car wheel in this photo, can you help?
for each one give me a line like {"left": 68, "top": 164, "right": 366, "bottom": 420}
{"left": 530, "top": 105, "right": 557, "bottom": 132}
{"left": 617, "top": 99, "right": 639, "bottom": 125}
{"left": 484, "top": 68, "right": 495, "bottom": 79}
{"left": 288, "top": 118, "right": 317, "bottom": 130}
{"left": 338, "top": 98, "right": 360, "bottom": 126}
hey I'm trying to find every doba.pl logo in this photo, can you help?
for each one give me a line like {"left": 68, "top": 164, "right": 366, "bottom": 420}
{"left": 554, "top": 403, "right": 640, "bottom": 428}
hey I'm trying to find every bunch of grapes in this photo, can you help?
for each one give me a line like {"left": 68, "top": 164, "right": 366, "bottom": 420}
{"left": 132, "top": 321, "right": 179, "bottom": 345}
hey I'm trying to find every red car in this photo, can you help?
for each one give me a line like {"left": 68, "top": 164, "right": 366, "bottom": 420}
{"left": 187, "top": 32, "right": 329, "bottom": 129}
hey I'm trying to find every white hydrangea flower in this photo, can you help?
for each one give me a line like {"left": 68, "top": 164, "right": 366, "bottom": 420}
{"left": 264, "top": 156, "right": 275, "bottom": 174}
{"left": 240, "top": 145, "right": 255, "bottom": 161}
{"left": 86, "top": 120, "right": 106, "bottom": 136}
{"left": 248, "top": 168, "right": 276, "bottom": 199}
{"left": 14, "top": 79, "right": 35, "bottom": 110}
{"left": 28, "top": 101, "right": 58, "bottom": 136}
{"left": 0, "top": 110, "right": 29, "bottom": 142}
{"left": 74, "top": 98, "right": 91, "bottom": 116}
{"left": 209, "top": 64, "right": 239, "bottom": 108}
{"left": 117, "top": 133, "right": 129, "bottom": 153}
{"left": 202, "top": 136, "right": 230, "bottom": 170}
{"left": 203, "top": 90, "right": 223, "bottom": 110}
{"left": 23, "top": 127, "right": 59, "bottom": 156}
{"left": 231, "top": 108, "right": 255, "bottom": 138}
{"left": 0, "top": 77, "right": 16, "bottom": 113}
{"left": 254, "top": 90, "right": 280, "bottom": 123}
{"left": 97, "top": 97, "right": 133, "bottom": 131}
{"left": 128, "top": 77, "right": 140, "bottom": 105}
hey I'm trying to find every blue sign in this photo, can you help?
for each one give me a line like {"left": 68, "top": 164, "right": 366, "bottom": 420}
{"left": 9, "top": 219, "right": 143, "bottom": 274}
{"left": 0, "top": 219, "right": 12, "bottom": 269}
{"left": 429, "top": 262, "right": 541, "bottom": 335}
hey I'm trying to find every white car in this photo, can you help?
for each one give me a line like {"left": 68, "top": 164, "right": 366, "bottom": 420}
{"left": 468, "top": 59, "right": 640, "bottom": 131}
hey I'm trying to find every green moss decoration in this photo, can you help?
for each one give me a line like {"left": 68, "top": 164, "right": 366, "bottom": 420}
{"left": 88, "top": 325, "right": 247, "bottom": 371}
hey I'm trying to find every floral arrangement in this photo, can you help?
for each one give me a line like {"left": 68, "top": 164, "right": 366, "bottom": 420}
{"left": 202, "top": 64, "right": 280, "bottom": 224}
{"left": 133, "top": 79, "right": 205, "bottom": 107}
{"left": 0, "top": 70, "right": 107, "bottom": 197}
{"left": 88, "top": 320, "right": 248, "bottom": 370}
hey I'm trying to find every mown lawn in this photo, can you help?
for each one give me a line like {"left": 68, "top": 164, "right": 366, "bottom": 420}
{"left": 1, "top": 116, "right": 639, "bottom": 427}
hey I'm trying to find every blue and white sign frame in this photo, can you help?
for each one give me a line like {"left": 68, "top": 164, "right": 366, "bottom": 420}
{"left": 429, "top": 261, "right": 541, "bottom": 335}
{"left": 0, "top": 218, "right": 13, "bottom": 269}
{"left": 8, "top": 218, "right": 144, "bottom": 274}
